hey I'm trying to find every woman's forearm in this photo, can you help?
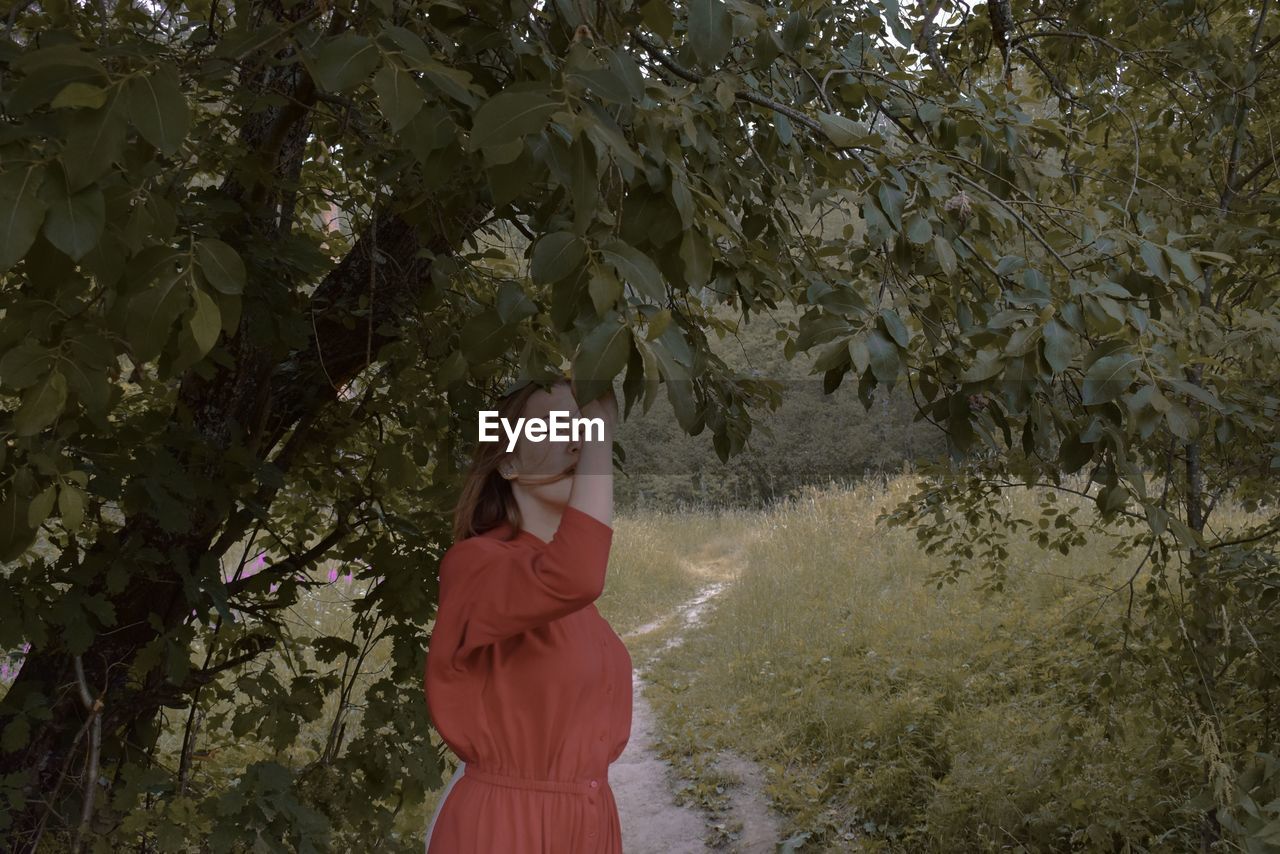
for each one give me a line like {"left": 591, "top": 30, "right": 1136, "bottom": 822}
{"left": 567, "top": 431, "right": 613, "bottom": 528}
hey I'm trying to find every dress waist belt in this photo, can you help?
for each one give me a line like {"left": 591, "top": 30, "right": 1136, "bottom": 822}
{"left": 464, "top": 765, "right": 606, "bottom": 795}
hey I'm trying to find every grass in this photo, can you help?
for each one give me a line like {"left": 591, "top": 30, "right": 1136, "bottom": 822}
{"left": 636, "top": 473, "right": 1266, "bottom": 852}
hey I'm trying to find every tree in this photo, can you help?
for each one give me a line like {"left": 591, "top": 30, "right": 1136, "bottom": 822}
{"left": 0, "top": 0, "right": 1276, "bottom": 850}
{"left": 870, "top": 2, "right": 1280, "bottom": 849}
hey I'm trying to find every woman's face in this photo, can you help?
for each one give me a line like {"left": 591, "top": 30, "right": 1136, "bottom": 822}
{"left": 504, "top": 381, "right": 581, "bottom": 506}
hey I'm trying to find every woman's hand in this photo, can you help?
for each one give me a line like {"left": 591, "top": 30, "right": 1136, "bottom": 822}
{"left": 578, "top": 386, "right": 618, "bottom": 437}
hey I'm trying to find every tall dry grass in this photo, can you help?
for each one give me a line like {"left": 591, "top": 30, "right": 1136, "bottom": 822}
{"left": 641, "top": 472, "right": 1265, "bottom": 852}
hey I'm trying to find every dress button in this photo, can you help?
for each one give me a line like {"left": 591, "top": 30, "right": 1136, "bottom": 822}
{"left": 589, "top": 779, "right": 598, "bottom": 788}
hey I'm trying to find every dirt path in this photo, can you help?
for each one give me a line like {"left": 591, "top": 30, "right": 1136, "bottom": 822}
{"left": 612, "top": 546, "right": 786, "bottom": 853}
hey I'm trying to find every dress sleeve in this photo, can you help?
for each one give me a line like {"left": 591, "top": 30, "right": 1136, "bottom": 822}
{"left": 439, "top": 506, "right": 613, "bottom": 668}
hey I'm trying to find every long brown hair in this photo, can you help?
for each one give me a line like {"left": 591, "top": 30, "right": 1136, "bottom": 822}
{"left": 451, "top": 376, "right": 568, "bottom": 543}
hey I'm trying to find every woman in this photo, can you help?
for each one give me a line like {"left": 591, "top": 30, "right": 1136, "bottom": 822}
{"left": 424, "top": 377, "right": 631, "bottom": 852}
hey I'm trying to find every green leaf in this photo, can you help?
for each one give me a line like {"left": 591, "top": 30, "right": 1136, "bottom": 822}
{"left": 1082, "top": 352, "right": 1140, "bottom": 404}
{"left": 622, "top": 338, "right": 645, "bottom": 419}
{"left": 125, "top": 65, "right": 191, "bottom": 156}
{"left": 600, "top": 237, "right": 665, "bottom": 303}
{"left": 486, "top": 146, "right": 536, "bottom": 206}
{"left": 865, "top": 327, "right": 900, "bottom": 383}
{"left": 604, "top": 47, "right": 646, "bottom": 101}
{"left": 641, "top": 0, "right": 675, "bottom": 39}
{"left": 1165, "top": 377, "right": 1225, "bottom": 412}
{"left": 849, "top": 334, "right": 870, "bottom": 375}
{"left": 1165, "top": 400, "right": 1196, "bottom": 440}
{"left": 655, "top": 346, "right": 699, "bottom": 431}
{"left": 1167, "top": 514, "right": 1202, "bottom": 548}
{"left": 588, "top": 265, "right": 623, "bottom": 316}
{"left": 947, "top": 390, "right": 975, "bottom": 452}
{"left": 372, "top": 62, "right": 424, "bottom": 133}
{"left": 469, "top": 89, "right": 560, "bottom": 152}
{"left": 1096, "top": 483, "right": 1128, "bottom": 516}
{"left": 581, "top": 100, "right": 644, "bottom": 173}
{"left": 40, "top": 180, "right": 104, "bottom": 261}
{"left": 795, "top": 313, "right": 847, "bottom": 350}
{"left": 0, "top": 485, "right": 38, "bottom": 562}
{"left": 638, "top": 336, "right": 661, "bottom": 413}
{"left": 310, "top": 32, "right": 381, "bottom": 94}
{"left": 1092, "top": 281, "right": 1131, "bottom": 299}
{"left": 818, "top": 112, "right": 868, "bottom": 147}
{"left": 0, "top": 165, "right": 50, "bottom": 273}
{"left": 1, "top": 716, "right": 30, "bottom": 752}
{"left": 645, "top": 308, "right": 672, "bottom": 341}
{"left": 933, "top": 235, "right": 957, "bottom": 276}
{"left": 12, "top": 67, "right": 110, "bottom": 121}
{"left": 571, "top": 133, "right": 598, "bottom": 229}
{"left": 570, "top": 65, "right": 632, "bottom": 105}
{"left": 754, "top": 26, "right": 780, "bottom": 69}
{"left": 436, "top": 349, "right": 467, "bottom": 386}
{"left": 1041, "top": 318, "right": 1075, "bottom": 374}
{"left": 29, "top": 485, "right": 56, "bottom": 528}
{"left": 960, "top": 349, "right": 1003, "bottom": 382}
{"left": 687, "top": 0, "right": 732, "bottom": 69}
{"left": 659, "top": 321, "right": 695, "bottom": 367}
{"left": 877, "top": 184, "right": 904, "bottom": 230}
{"left": 669, "top": 175, "right": 694, "bottom": 229}
{"left": 995, "top": 255, "right": 1025, "bottom": 276}
{"left": 61, "top": 89, "right": 128, "bottom": 192}
{"left": 59, "top": 484, "right": 86, "bottom": 531}
{"left": 1, "top": 341, "right": 55, "bottom": 390}
{"left": 550, "top": 268, "right": 586, "bottom": 331}
{"left": 1164, "top": 246, "right": 1202, "bottom": 284}
{"left": 572, "top": 313, "right": 632, "bottom": 403}
{"left": 1058, "top": 432, "right": 1094, "bottom": 474}
{"left": 780, "top": 10, "right": 810, "bottom": 51}
{"left": 879, "top": 308, "right": 910, "bottom": 348}
{"left": 126, "top": 267, "right": 190, "bottom": 362}
{"left": 1140, "top": 241, "right": 1169, "bottom": 283}
{"left": 530, "top": 231, "right": 586, "bottom": 284}
{"left": 862, "top": 197, "right": 892, "bottom": 246}
{"left": 382, "top": 25, "right": 484, "bottom": 105}
{"left": 679, "top": 229, "right": 711, "bottom": 290}
{"left": 459, "top": 311, "right": 509, "bottom": 364}
{"left": 51, "top": 81, "right": 107, "bottom": 109}
{"left": 1193, "top": 250, "right": 1235, "bottom": 265}
{"left": 186, "top": 286, "right": 222, "bottom": 359}
{"left": 811, "top": 337, "right": 851, "bottom": 373}
{"left": 313, "top": 636, "right": 361, "bottom": 664}
{"left": 13, "top": 370, "right": 68, "bottom": 436}
{"left": 905, "top": 213, "right": 933, "bottom": 245}
{"left": 816, "top": 285, "right": 865, "bottom": 316}
{"left": 496, "top": 280, "right": 537, "bottom": 323}
{"left": 195, "top": 239, "right": 246, "bottom": 295}
{"left": 1145, "top": 503, "right": 1169, "bottom": 536}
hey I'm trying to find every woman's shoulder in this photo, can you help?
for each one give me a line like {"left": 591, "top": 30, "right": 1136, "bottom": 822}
{"left": 438, "top": 535, "right": 529, "bottom": 597}
{"left": 441, "top": 529, "right": 523, "bottom": 572}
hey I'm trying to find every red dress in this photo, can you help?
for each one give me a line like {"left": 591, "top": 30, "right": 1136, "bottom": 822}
{"left": 424, "top": 506, "right": 632, "bottom": 852}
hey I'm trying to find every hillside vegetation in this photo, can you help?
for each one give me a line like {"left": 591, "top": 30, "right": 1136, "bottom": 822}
{"left": 614, "top": 304, "right": 948, "bottom": 510}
